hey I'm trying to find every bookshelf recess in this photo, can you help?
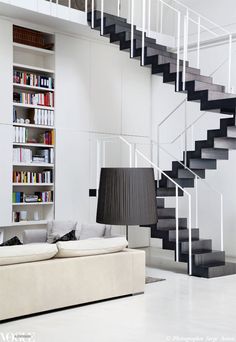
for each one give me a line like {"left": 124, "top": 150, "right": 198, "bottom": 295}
{"left": 12, "top": 25, "right": 55, "bottom": 227}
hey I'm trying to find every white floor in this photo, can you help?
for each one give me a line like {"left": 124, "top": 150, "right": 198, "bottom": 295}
{"left": 1, "top": 260, "right": 236, "bottom": 342}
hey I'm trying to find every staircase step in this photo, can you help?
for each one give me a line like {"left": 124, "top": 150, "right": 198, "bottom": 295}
{"left": 185, "top": 73, "right": 212, "bottom": 84}
{"left": 214, "top": 137, "right": 236, "bottom": 149}
{"left": 157, "top": 198, "right": 165, "bottom": 208}
{"left": 157, "top": 207, "right": 175, "bottom": 218}
{"left": 159, "top": 175, "right": 195, "bottom": 188}
{"left": 169, "top": 228, "right": 199, "bottom": 241}
{"left": 188, "top": 158, "right": 217, "bottom": 169}
{"left": 227, "top": 126, "right": 236, "bottom": 138}
{"left": 169, "top": 64, "right": 200, "bottom": 76}
{"left": 180, "top": 250, "right": 225, "bottom": 265}
{"left": 201, "top": 148, "right": 228, "bottom": 160}
{"left": 158, "top": 55, "right": 189, "bottom": 67}
{"left": 192, "top": 262, "right": 236, "bottom": 278}
{"left": 192, "top": 80, "right": 225, "bottom": 93}
{"left": 156, "top": 187, "right": 183, "bottom": 197}
{"left": 181, "top": 239, "right": 212, "bottom": 253}
{"left": 177, "top": 168, "right": 205, "bottom": 179}
{"left": 156, "top": 218, "right": 187, "bottom": 229}
{"left": 207, "top": 91, "right": 236, "bottom": 101}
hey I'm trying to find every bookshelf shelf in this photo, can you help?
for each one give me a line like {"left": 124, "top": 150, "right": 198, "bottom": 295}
{"left": 13, "top": 63, "right": 54, "bottom": 74}
{"left": 13, "top": 43, "right": 55, "bottom": 56}
{"left": 13, "top": 83, "right": 54, "bottom": 92}
{"left": 10, "top": 220, "right": 48, "bottom": 227}
{"left": 13, "top": 103, "right": 54, "bottom": 110}
{"left": 12, "top": 26, "right": 56, "bottom": 229}
{"left": 13, "top": 123, "right": 54, "bottom": 129}
{"left": 13, "top": 143, "right": 54, "bottom": 148}
{"left": 13, "top": 183, "right": 54, "bottom": 187}
{"left": 13, "top": 163, "right": 54, "bottom": 168}
{"left": 12, "top": 202, "right": 54, "bottom": 206}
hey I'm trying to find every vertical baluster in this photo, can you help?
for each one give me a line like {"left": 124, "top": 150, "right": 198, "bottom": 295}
{"left": 101, "top": 0, "right": 104, "bottom": 35}
{"left": 183, "top": 9, "right": 189, "bottom": 91}
{"left": 141, "top": 0, "right": 146, "bottom": 66}
{"left": 147, "top": 0, "right": 151, "bottom": 37}
{"left": 131, "top": 0, "right": 134, "bottom": 58}
{"left": 92, "top": 0, "right": 95, "bottom": 28}
{"left": 176, "top": 11, "right": 180, "bottom": 92}
{"left": 197, "top": 17, "right": 201, "bottom": 69}
{"left": 188, "top": 195, "right": 192, "bottom": 276}
{"left": 195, "top": 176, "right": 198, "bottom": 228}
{"left": 117, "top": 0, "right": 120, "bottom": 17}
{"left": 220, "top": 194, "right": 224, "bottom": 251}
{"left": 96, "top": 140, "right": 101, "bottom": 189}
{"left": 184, "top": 100, "right": 187, "bottom": 167}
{"left": 175, "top": 185, "right": 179, "bottom": 262}
{"left": 228, "top": 34, "right": 232, "bottom": 93}
{"left": 160, "top": 1, "right": 163, "bottom": 33}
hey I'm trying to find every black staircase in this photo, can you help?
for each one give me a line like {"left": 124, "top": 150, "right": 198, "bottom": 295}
{"left": 88, "top": 10, "right": 236, "bottom": 278}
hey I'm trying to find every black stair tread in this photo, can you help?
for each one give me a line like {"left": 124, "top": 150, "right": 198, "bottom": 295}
{"left": 188, "top": 158, "right": 217, "bottom": 170}
{"left": 214, "top": 137, "right": 236, "bottom": 149}
{"left": 181, "top": 249, "right": 213, "bottom": 255}
{"left": 157, "top": 226, "right": 189, "bottom": 231}
{"left": 207, "top": 91, "right": 236, "bottom": 101}
{"left": 196, "top": 261, "right": 226, "bottom": 268}
{"left": 191, "top": 80, "right": 225, "bottom": 93}
{"left": 169, "top": 237, "right": 200, "bottom": 242}
{"left": 227, "top": 126, "right": 236, "bottom": 137}
{"left": 201, "top": 148, "right": 228, "bottom": 160}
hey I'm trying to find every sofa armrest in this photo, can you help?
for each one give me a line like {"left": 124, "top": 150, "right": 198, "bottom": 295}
{"left": 23, "top": 229, "right": 47, "bottom": 244}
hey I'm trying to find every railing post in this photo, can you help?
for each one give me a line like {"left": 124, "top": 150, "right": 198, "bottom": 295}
{"left": 117, "top": 0, "right": 121, "bottom": 17}
{"left": 101, "top": 0, "right": 104, "bottom": 35}
{"left": 183, "top": 9, "right": 189, "bottom": 91}
{"left": 133, "top": 143, "right": 137, "bottom": 167}
{"left": 129, "top": 143, "right": 132, "bottom": 167}
{"left": 157, "top": 124, "right": 160, "bottom": 183}
{"left": 160, "top": 1, "right": 163, "bottom": 34}
{"left": 175, "top": 185, "right": 179, "bottom": 262}
{"left": 85, "top": 0, "right": 88, "bottom": 15}
{"left": 134, "top": 149, "right": 138, "bottom": 167}
{"left": 188, "top": 194, "right": 192, "bottom": 276}
{"left": 195, "top": 176, "right": 198, "bottom": 228}
{"left": 131, "top": 0, "right": 134, "bottom": 58}
{"left": 197, "top": 17, "right": 201, "bottom": 69}
{"left": 184, "top": 100, "right": 187, "bottom": 166}
{"left": 220, "top": 194, "right": 224, "bottom": 251}
{"left": 176, "top": 11, "right": 180, "bottom": 92}
{"left": 91, "top": 0, "right": 95, "bottom": 28}
{"left": 228, "top": 34, "right": 232, "bottom": 93}
{"left": 147, "top": 0, "right": 151, "bottom": 37}
{"left": 141, "top": 0, "right": 146, "bottom": 66}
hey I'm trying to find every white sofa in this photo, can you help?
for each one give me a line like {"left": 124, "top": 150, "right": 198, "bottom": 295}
{"left": 0, "top": 224, "right": 145, "bottom": 321}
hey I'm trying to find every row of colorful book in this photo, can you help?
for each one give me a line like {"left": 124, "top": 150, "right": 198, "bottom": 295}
{"left": 13, "top": 91, "right": 54, "bottom": 107}
{"left": 13, "top": 70, "right": 54, "bottom": 89}
{"left": 12, "top": 191, "right": 53, "bottom": 203}
{"left": 13, "top": 147, "right": 54, "bottom": 164}
{"left": 13, "top": 170, "right": 53, "bottom": 184}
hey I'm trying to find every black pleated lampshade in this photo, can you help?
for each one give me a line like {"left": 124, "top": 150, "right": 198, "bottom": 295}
{"left": 96, "top": 168, "right": 158, "bottom": 226}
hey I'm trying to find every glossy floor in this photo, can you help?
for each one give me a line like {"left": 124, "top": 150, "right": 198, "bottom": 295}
{"left": 1, "top": 249, "right": 236, "bottom": 342}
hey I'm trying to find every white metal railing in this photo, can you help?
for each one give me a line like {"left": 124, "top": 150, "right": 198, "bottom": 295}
{"left": 94, "top": 134, "right": 193, "bottom": 275}
{"left": 44, "top": 0, "right": 233, "bottom": 93}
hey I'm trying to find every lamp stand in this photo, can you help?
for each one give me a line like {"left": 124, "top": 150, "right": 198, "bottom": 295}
{"left": 126, "top": 225, "right": 129, "bottom": 242}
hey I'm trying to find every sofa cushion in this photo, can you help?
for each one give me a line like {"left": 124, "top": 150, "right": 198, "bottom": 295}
{"left": 0, "top": 243, "right": 58, "bottom": 266}
{"left": 23, "top": 229, "right": 47, "bottom": 244}
{"left": 53, "top": 230, "right": 77, "bottom": 243}
{"left": 78, "top": 223, "right": 106, "bottom": 240}
{"left": 47, "top": 220, "right": 78, "bottom": 243}
{"left": 0, "top": 236, "right": 22, "bottom": 246}
{"left": 56, "top": 237, "right": 128, "bottom": 258}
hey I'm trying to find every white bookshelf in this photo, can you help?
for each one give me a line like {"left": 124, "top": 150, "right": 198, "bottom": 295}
{"left": 13, "top": 83, "right": 54, "bottom": 92}
{"left": 13, "top": 103, "right": 54, "bottom": 110}
{"left": 12, "top": 202, "right": 54, "bottom": 206}
{"left": 12, "top": 26, "right": 55, "bottom": 227}
{"left": 13, "top": 143, "right": 54, "bottom": 148}
{"left": 13, "top": 63, "right": 54, "bottom": 74}
{"left": 13, "top": 123, "right": 54, "bottom": 129}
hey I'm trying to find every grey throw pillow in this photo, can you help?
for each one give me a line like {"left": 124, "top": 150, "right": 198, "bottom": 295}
{"left": 79, "top": 223, "right": 106, "bottom": 240}
{"left": 47, "top": 220, "right": 78, "bottom": 243}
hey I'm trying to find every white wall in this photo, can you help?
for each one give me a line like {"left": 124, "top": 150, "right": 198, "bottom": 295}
{"left": 55, "top": 32, "right": 152, "bottom": 247}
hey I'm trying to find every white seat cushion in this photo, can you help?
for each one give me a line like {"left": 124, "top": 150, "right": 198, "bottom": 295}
{"left": 0, "top": 243, "right": 58, "bottom": 266}
{"left": 56, "top": 237, "right": 128, "bottom": 258}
